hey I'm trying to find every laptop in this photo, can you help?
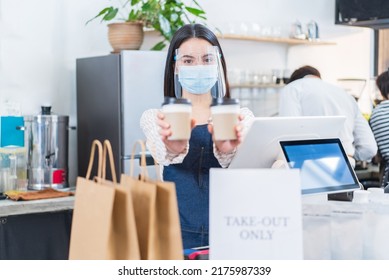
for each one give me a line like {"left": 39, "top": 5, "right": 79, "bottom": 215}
{"left": 228, "top": 116, "right": 347, "bottom": 169}
{"left": 279, "top": 138, "right": 361, "bottom": 198}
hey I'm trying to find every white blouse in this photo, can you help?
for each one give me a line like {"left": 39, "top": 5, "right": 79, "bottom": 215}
{"left": 140, "top": 107, "right": 255, "bottom": 168}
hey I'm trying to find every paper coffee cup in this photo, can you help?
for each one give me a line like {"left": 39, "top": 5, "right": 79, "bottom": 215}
{"left": 162, "top": 97, "right": 192, "bottom": 140}
{"left": 210, "top": 98, "right": 240, "bottom": 141}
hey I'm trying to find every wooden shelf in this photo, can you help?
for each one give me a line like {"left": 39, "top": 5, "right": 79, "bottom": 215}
{"left": 230, "top": 83, "right": 284, "bottom": 89}
{"left": 217, "top": 34, "right": 336, "bottom": 46}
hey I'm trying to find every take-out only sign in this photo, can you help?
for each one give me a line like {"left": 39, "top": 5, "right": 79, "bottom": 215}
{"left": 210, "top": 168, "right": 303, "bottom": 260}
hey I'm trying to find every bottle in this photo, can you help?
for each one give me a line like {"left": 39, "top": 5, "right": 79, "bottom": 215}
{"left": 290, "top": 20, "right": 305, "bottom": 39}
{"left": 307, "top": 20, "right": 319, "bottom": 41}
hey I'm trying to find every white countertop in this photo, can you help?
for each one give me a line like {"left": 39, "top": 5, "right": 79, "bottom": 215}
{"left": 0, "top": 196, "right": 74, "bottom": 217}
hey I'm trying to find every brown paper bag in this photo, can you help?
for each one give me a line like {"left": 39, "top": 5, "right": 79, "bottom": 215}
{"left": 120, "top": 140, "right": 183, "bottom": 260}
{"left": 69, "top": 140, "right": 116, "bottom": 260}
{"left": 69, "top": 140, "right": 140, "bottom": 260}
{"left": 102, "top": 140, "right": 140, "bottom": 260}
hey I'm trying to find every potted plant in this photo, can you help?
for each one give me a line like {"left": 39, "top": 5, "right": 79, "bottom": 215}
{"left": 87, "top": 0, "right": 207, "bottom": 52}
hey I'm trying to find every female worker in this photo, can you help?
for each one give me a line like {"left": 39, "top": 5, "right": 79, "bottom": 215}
{"left": 140, "top": 23, "right": 254, "bottom": 248}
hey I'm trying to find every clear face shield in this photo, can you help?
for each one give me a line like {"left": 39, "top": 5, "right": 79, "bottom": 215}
{"left": 174, "top": 46, "right": 226, "bottom": 98}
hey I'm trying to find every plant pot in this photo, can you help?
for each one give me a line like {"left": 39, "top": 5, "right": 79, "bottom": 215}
{"left": 108, "top": 22, "right": 144, "bottom": 53}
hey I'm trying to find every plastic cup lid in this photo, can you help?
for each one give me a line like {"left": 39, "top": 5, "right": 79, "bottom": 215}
{"left": 162, "top": 97, "right": 192, "bottom": 106}
{"left": 211, "top": 98, "right": 239, "bottom": 106}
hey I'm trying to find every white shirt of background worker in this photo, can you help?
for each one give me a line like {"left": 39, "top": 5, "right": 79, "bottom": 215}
{"left": 278, "top": 65, "right": 377, "bottom": 166}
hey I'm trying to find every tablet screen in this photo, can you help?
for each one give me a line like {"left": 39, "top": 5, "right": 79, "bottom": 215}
{"left": 280, "top": 138, "right": 360, "bottom": 195}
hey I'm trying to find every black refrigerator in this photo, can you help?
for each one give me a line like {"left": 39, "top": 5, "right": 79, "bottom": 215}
{"left": 76, "top": 50, "right": 166, "bottom": 179}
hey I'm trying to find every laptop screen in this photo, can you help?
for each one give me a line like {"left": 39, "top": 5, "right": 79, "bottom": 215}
{"left": 279, "top": 138, "right": 360, "bottom": 195}
{"left": 228, "top": 116, "right": 346, "bottom": 169}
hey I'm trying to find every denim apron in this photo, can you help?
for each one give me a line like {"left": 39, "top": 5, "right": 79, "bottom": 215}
{"left": 163, "top": 124, "right": 221, "bottom": 249}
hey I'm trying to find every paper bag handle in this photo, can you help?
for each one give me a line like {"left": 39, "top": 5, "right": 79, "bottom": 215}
{"left": 102, "top": 140, "right": 118, "bottom": 184}
{"left": 85, "top": 140, "right": 103, "bottom": 180}
{"left": 130, "top": 140, "right": 149, "bottom": 180}
{"left": 148, "top": 144, "right": 163, "bottom": 181}
{"left": 130, "top": 140, "right": 164, "bottom": 181}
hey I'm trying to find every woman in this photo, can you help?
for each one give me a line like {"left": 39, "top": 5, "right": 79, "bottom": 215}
{"left": 369, "top": 70, "right": 389, "bottom": 190}
{"left": 140, "top": 24, "right": 254, "bottom": 248}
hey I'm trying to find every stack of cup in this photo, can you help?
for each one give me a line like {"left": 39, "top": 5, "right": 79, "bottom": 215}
{"left": 0, "top": 146, "right": 27, "bottom": 192}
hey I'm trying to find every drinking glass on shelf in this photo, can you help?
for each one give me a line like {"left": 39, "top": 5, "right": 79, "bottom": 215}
{"left": 247, "top": 70, "right": 256, "bottom": 85}
{"left": 239, "top": 22, "right": 249, "bottom": 35}
{"left": 227, "top": 68, "right": 242, "bottom": 85}
{"left": 249, "top": 23, "right": 261, "bottom": 37}
{"left": 272, "top": 69, "right": 282, "bottom": 85}
{"left": 261, "top": 26, "right": 272, "bottom": 37}
{"left": 271, "top": 26, "right": 282, "bottom": 38}
{"left": 283, "top": 69, "right": 292, "bottom": 84}
{"left": 227, "top": 22, "right": 238, "bottom": 35}
{"left": 252, "top": 71, "right": 261, "bottom": 85}
{"left": 307, "top": 20, "right": 319, "bottom": 41}
{"left": 239, "top": 69, "right": 251, "bottom": 85}
{"left": 261, "top": 71, "right": 273, "bottom": 85}
{"left": 290, "top": 20, "right": 306, "bottom": 39}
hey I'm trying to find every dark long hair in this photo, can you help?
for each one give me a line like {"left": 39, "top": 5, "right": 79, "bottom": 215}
{"left": 376, "top": 70, "right": 389, "bottom": 100}
{"left": 163, "top": 24, "right": 230, "bottom": 98}
{"left": 288, "top": 65, "right": 321, "bottom": 84}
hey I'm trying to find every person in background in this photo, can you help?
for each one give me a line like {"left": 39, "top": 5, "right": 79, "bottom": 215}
{"left": 278, "top": 65, "right": 377, "bottom": 167}
{"left": 369, "top": 69, "right": 389, "bottom": 190}
{"left": 140, "top": 24, "right": 254, "bottom": 249}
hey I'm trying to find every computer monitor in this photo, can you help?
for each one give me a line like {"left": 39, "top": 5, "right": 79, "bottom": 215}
{"left": 279, "top": 138, "right": 361, "bottom": 196}
{"left": 228, "top": 116, "right": 347, "bottom": 169}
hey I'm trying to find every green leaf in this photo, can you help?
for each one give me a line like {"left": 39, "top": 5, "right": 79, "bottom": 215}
{"left": 185, "top": 7, "right": 206, "bottom": 17}
{"left": 151, "top": 41, "right": 167, "bottom": 51}
{"left": 195, "top": 14, "right": 207, "bottom": 20}
{"left": 128, "top": 9, "right": 140, "bottom": 21}
{"left": 131, "top": 0, "right": 141, "bottom": 5}
{"left": 103, "top": 7, "right": 119, "bottom": 21}
{"left": 85, "top": 7, "right": 114, "bottom": 25}
{"left": 142, "top": 1, "right": 151, "bottom": 11}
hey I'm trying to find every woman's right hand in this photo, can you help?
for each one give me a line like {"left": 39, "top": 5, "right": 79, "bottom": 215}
{"left": 157, "top": 112, "right": 195, "bottom": 155}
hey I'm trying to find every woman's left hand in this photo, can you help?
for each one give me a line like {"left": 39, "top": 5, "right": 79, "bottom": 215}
{"left": 208, "top": 114, "right": 244, "bottom": 154}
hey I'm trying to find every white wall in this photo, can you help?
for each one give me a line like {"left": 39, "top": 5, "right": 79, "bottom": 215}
{"left": 198, "top": 0, "right": 373, "bottom": 82}
{"left": 0, "top": 0, "right": 374, "bottom": 185}
{"left": 0, "top": 0, "right": 111, "bottom": 185}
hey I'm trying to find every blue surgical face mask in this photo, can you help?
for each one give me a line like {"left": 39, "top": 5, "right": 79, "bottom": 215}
{"left": 178, "top": 65, "right": 218, "bottom": 94}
